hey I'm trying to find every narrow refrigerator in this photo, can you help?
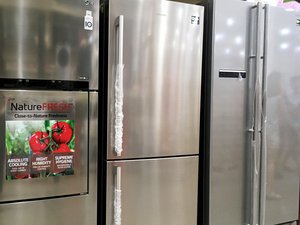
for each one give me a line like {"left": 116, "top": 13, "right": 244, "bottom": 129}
{"left": 0, "top": 1, "right": 99, "bottom": 225}
{"left": 101, "top": 0, "right": 204, "bottom": 224}
{"left": 206, "top": 0, "right": 300, "bottom": 225}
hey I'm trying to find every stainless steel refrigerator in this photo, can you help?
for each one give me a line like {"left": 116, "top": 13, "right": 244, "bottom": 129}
{"left": 101, "top": 0, "right": 204, "bottom": 224}
{"left": 207, "top": 0, "right": 300, "bottom": 225}
{"left": 0, "top": 1, "right": 99, "bottom": 225}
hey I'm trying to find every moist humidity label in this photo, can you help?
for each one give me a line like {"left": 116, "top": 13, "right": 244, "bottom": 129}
{"left": 5, "top": 97, "right": 76, "bottom": 180}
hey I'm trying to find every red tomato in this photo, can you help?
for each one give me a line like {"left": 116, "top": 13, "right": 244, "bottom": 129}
{"left": 52, "top": 121, "right": 73, "bottom": 144}
{"left": 53, "top": 143, "right": 71, "bottom": 153}
{"left": 29, "top": 131, "right": 50, "bottom": 154}
{"left": 14, "top": 174, "right": 28, "bottom": 179}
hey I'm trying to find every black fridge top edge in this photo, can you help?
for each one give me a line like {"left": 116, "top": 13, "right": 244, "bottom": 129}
{"left": 0, "top": 78, "right": 89, "bottom": 91}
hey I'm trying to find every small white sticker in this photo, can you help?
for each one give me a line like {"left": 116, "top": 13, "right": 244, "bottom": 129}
{"left": 84, "top": 10, "right": 93, "bottom": 30}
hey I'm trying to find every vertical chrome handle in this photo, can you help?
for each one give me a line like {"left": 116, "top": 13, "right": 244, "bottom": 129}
{"left": 113, "top": 166, "right": 122, "bottom": 225}
{"left": 247, "top": 3, "right": 265, "bottom": 225}
{"left": 259, "top": 4, "right": 269, "bottom": 225}
{"left": 114, "top": 15, "right": 124, "bottom": 157}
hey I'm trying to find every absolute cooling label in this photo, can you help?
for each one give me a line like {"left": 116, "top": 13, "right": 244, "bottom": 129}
{"left": 5, "top": 97, "right": 76, "bottom": 180}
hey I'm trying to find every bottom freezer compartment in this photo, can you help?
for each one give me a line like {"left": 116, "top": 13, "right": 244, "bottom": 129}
{"left": 0, "top": 195, "right": 96, "bottom": 225}
{"left": 106, "top": 156, "right": 199, "bottom": 225}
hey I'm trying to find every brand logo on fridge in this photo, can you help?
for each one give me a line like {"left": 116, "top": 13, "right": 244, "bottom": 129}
{"left": 9, "top": 102, "right": 74, "bottom": 112}
{"left": 191, "top": 16, "right": 200, "bottom": 25}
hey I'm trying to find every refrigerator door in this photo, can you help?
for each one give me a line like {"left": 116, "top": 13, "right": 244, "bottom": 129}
{"left": 0, "top": 0, "right": 99, "bottom": 89}
{"left": 0, "top": 90, "right": 88, "bottom": 202}
{"left": 107, "top": 0, "right": 204, "bottom": 159}
{"left": 0, "top": 92, "right": 97, "bottom": 225}
{"left": 263, "top": 6, "right": 300, "bottom": 225}
{"left": 106, "top": 156, "right": 198, "bottom": 225}
{"left": 209, "top": 0, "right": 254, "bottom": 225}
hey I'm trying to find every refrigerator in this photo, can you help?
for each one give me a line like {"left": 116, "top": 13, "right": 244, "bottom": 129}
{"left": 206, "top": 0, "right": 300, "bottom": 225}
{"left": 0, "top": 1, "right": 99, "bottom": 225}
{"left": 100, "top": 0, "right": 204, "bottom": 224}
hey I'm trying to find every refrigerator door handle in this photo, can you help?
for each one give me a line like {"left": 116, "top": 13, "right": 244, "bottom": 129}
{"left": 259, "top": 4, "right": 269, "bottom": 225}
{"left": 247, "top": 3, "right": 265, "bottom": 225}
{"left": 113, "top": 166, "right": 122, "bottom": 225}
{"left": 114, "top": 15, "right": 124, "bottom": 156}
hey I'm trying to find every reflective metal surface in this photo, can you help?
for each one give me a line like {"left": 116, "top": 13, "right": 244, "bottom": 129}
{"left": 211, "top": 1, "right": 300, "bottom": 225}
{"left": 264, "top": 6, "right": 300, "bottom": 225}
{"left": 0, "top": 90, "right": 88, "bottom": 202}
{"left": 107, "top": 0, "right": 204, "bottom": 159}
{"left": 106, "top": 156, "right": 198, "bottom": 225}
{"left": 209, "top": 0, "right": 254, "bottom": 224}
{"left": 0, "top": 0, "right": 99, "bottom": 89}
{"left": 0, "top": 91, "right": 97, "bottom": 225}
{"left": 247, "top": 4, "right": 266, "bottom": 225}
{"left": 0, "top": 195, "right": 94, "bottom": 225}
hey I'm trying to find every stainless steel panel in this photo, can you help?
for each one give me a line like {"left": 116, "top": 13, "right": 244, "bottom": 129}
{"left": 0, "top": 195, "right": 96, "bottom": 225}
{"left": 107, "top": 0, "right": 204, "bottom": 159}
{"left": 0, "top": 0, "right": 99, "bottom": 89}
{"left": 247, "top": 4, "right": 266, "bottom": 225}
{"left": 106, "top": 156, "right": 198, "bottom": 225}
{"left": 89, "top": 91, "right": 98, "bottom": 195}
{"left": 264, "top": 6, "right": 300, "bottom": 225}
{"left": 210, "top": 1, "right": 255, "bottom": 225}
{"left": 0, "top": 90, "right": 88, "bottom": 202}
{"left": 0, "top": 114, "right": 97, "bottom": 225}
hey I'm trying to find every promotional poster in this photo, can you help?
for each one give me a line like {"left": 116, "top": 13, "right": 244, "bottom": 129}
{"left": 5, "top": 97, "right": 76, "bottom": 180}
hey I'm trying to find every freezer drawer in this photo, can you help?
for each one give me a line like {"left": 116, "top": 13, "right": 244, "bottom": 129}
{"left": 0, "top": 0, "right": 99, "bottom": 89}
{"left": 107, "top": 0, "right": 204, "bottom": 159}
{"left": 106, "top": 156, "right": 199, "bottom": 225}
{"left": 0, "top": 90, "right": 88, "bottom": 202}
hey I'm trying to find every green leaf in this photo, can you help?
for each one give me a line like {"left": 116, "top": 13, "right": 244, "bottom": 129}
{"left": 44, "top": 120, "right": 51, "bottom": 133}
{"left": 69, "top": 120, "right": 75, "bottom": 129}
{"left": 68, "top": 133, "right": 75, "bottom": 150}
{"left": 6, "top": 128, "right": 13, "bottom": 154}
{"left": 40, "top": 171, "right": 47, "bottom": 178}
{"left": 24, "top": 141, "right": 30, "bottom": 155}
{"left": 67, "top": 120, "right": 75, "bottom": 150}
{"left": 53, "top": 173, "right": 63, "bottom": 177}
